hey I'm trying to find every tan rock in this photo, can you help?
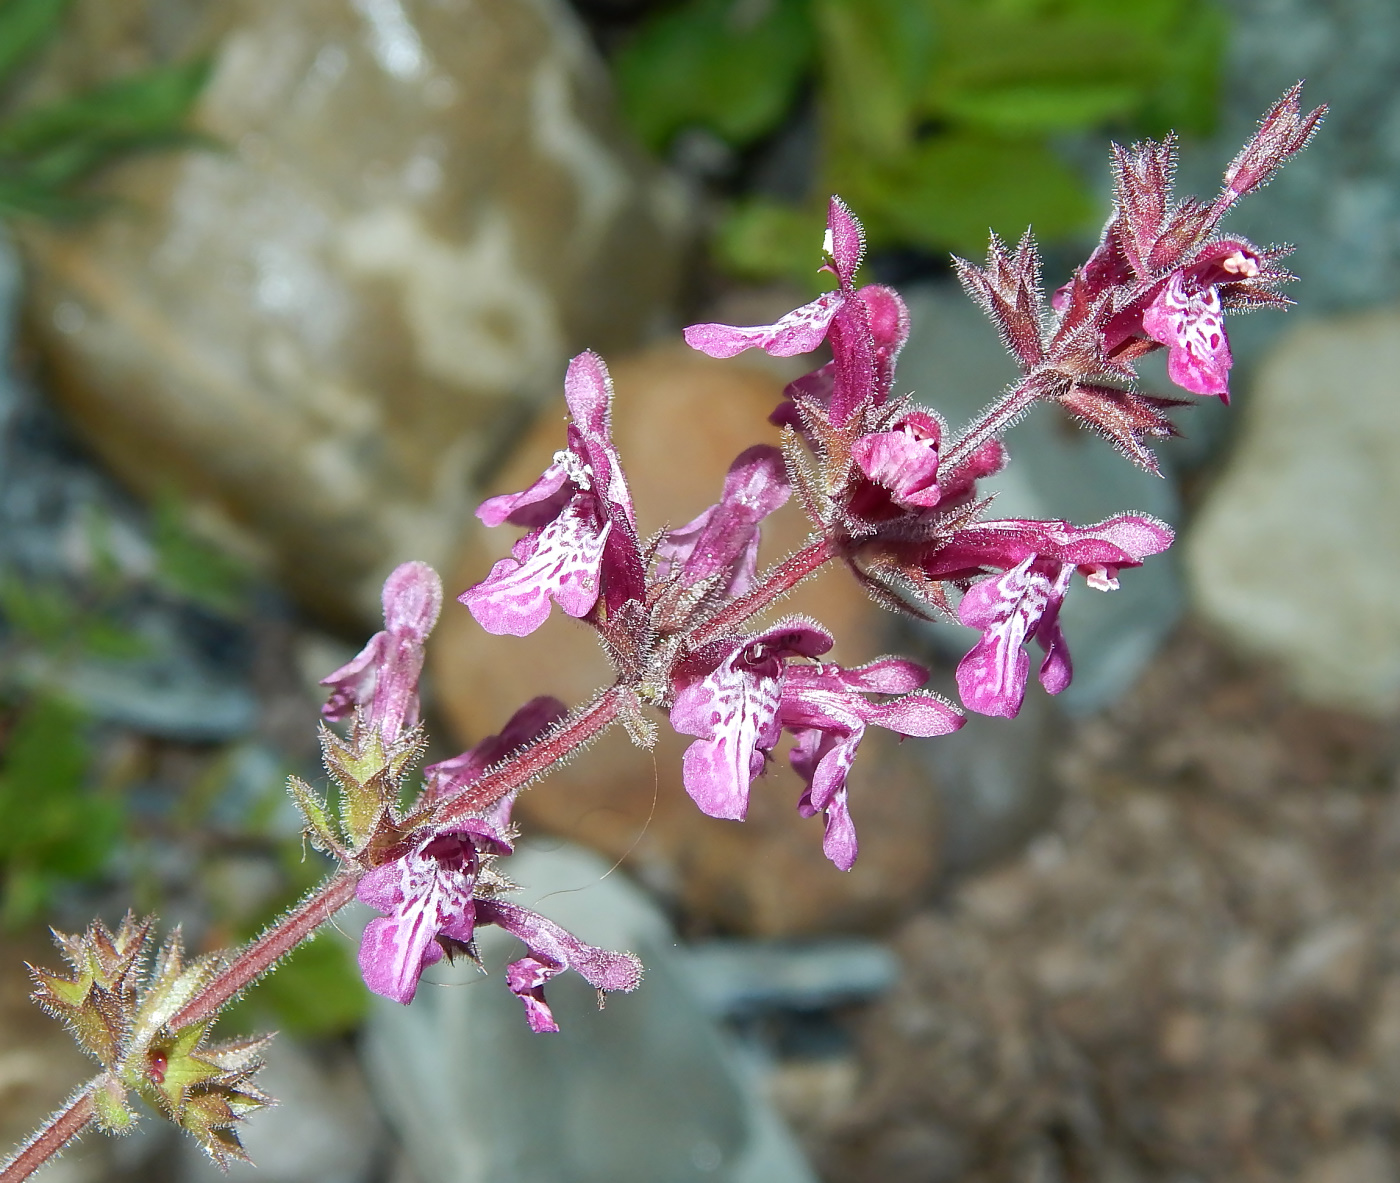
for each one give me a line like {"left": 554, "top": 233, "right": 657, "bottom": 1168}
{"left": 430, "top": 343, "right": 944, "bottom": 936}
{"left": 21, "top": 0, "right": 687, "bottom": 630}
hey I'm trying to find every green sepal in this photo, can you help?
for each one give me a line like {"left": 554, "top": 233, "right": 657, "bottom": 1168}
{"left": 92, "top": 1075, "right": 138, "bottom": 1134}
{"left": 286, "top": 774, "right": 345, "bottom": 855}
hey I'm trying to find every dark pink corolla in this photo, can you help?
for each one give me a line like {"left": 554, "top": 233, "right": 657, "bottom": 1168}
{"left": 848, "top": 410, "right": 944, "bottom": 520}
{"left": 356, "top": 823, "right": 509, "bottom": 1006}
{"left": 356, "top": 825, "right": 641, "bottom": 1029}
{"left": 321, "top": 561, "right": 442, "bottom": 743}
{"left": 655, "top": 444, "right": 790, "bottom": 598}
{"left": 669, "top": 620, "right": 833, "bottom": 821}
{"left": 669, "top": 621, "right": 962, "bottom": 868}
{"left": 924, "top": 515, "right": 1174, "bottom": 717}
{"left": 462, "top": 351, "right": 644, "bottom": 637}
{"left": 422, "top": 695, "right": 567, "bottom": 807}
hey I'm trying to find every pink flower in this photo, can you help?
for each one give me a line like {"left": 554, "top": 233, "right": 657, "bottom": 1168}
{"left": 669, "top": 623, "right": 962, "bottom": 869}
{"left": 686, "top": 198, "right": 909, "bottom": 427}
{"left": 780, "top": 660, "right": 962, "bottom": 870}
{"left": 422, "top": 695, "right": 567, "bottom": 808}
{"left": 1139, "top": 243, "right": 1261, "bottom": 400}
{"left": 356, "top": 824, "right": 641, "bottom": 1028}
{"left": 321, "top": 561, "right": 442, "bottom": 743}
{"left": 923, "top": 515, "right": 1174, "bottom": 717}
{"left": 669, "top": 620, "right": 833, "bottom": 821}
{"left": 655, "top": 445, "right": 790, "bottom": 598}
{"left": 356, "top": 824, "right": 509, "bottom": 1005}
{"left": 461, "top": 351, "right": 644, "bottom": 636}
{"left": 847, "top": 410, "right": 944, "bottom": 521}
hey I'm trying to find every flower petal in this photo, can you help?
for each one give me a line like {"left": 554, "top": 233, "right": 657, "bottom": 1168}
{"left": 659, "top": 445, "right": 790, "bottom": 594}
{"left": 955, "top": 557, "right": 1051, "bottom": 718}
{"left": 684, "top": 292, "right": 841, "bottom": 359}
{"left": 1142, "top": 272, "right": 1233, "bottom": 399}
{"left": 460, "top": 504, "right": 611, "bottom": 637}
{"left": 425, "top": 696, "right": 567, "bottom": 804}
{"left": 478, "top": 899, "right": 643, "bottom": 1033}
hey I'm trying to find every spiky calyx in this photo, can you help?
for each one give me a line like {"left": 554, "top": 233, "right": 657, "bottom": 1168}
{"left": 28, "top": 919, "right": 274, "bottom": 1163}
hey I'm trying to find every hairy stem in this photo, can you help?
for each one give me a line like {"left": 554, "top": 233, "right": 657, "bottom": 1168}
{"left": 434, "top": 685, "right": 626, "bottom": 824}
{"left": 0, "top": 1087, "right": 95, "bottom": 1183}
{"left": 168, "top": 870, "right": 360, "bottom": 1029}
{"left": 692, "top": 535, "right": 837, "bottom": 646}
{"left": 939, "top": 377, "right": 1039, "bottom": 481}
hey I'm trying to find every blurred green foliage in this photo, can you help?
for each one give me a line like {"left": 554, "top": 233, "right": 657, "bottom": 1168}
{"left": 0, "top": 0, "right": 209, "bottom": 219}
{"left": 0, "top": 694, "right": 120, "bottom": 927}
{"left": 615, "top": 0, "right": 1227, "bottom": 279}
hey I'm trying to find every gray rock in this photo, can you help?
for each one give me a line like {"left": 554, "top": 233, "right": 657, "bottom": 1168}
{"left": 680, "top": 939, "right": 899, "bottom": 1019}
{"left": 0, "top": 231, "right": 260, "bottom": 742}
{"left": 1187, "top": 305, "right": 1400, "bottom": 713}
{"left": 363, "top": 841, "right": 816, "bottom": 1183}
{"left": 22, "top": 0, "right": 689, "bottom": 629}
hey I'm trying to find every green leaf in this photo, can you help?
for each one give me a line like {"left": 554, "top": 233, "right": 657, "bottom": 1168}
{"left": 939, "top": 81, "right": 1142, "bottom": 135}
{"left": 615, "top": 0, "right": 814, "bottom": 151}
{"left": 0, "top": 696, "right": 120, "bottom": 924}
{"left": 0, "top": 0, "right": 69, "bottom": 87}
{"left": 842, "top": 132, "right": 1095, "bottom": 254}
{"left": 151, "top": 493, "right": 252, "bottom": 618}
{"left": 714, "top": 196, "right": 831, "bottom": 284}
{"left": 0, "top": 56, "right": 211, "bottom": 157}
{"left": 815, "top": 0, "right": 937, "bottom": 158}
{"left": 0, "top": 572, "right": 78, "bottom": 648}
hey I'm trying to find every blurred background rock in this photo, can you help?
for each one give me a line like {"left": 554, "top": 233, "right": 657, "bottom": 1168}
{"left": 1, "top": 0, "right": 1399, "bottom": 1181}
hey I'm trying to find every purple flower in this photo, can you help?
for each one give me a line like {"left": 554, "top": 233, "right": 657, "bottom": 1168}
{"left": 356, "top": 824, "right": 509, "bottom": 1005}
{"left": 923, "top": 515, "right": 1174, "bottom": 717}
{"left": 669, "top": 621, "right": 834, "bottom": 820}
{"left": 321, "top": 561, "right": 442, "bottom": 743}
{"left": 476, "top": 900, "right": 644, "bottom": 1034}
{"left": 462, "top": 351, "right": 644, "bottom": 637}
{"left": 686, "top": 198, "right": 909, "bottom": 427}
{"left": 847, "top": 410, "right": 944, "bottom": 521}
{"left": 780, "top": 660, "right": 963, "bottom": 870}
{"left": 656, "top": 445, "right": 790, "bottom": 597}
{"left": 669, "top": 622, "right": 963, "bottom": 869}
{"left": 1139, "top": 244, "right": 1260, "bottom": 401}
{"left": 356, "top": 827, "right": 641, "bottom": 1028}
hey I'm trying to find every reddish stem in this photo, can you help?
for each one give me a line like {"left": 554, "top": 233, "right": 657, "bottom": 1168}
{"left": 939, "top": 376, "right": 1039, "bottom": 481}
{"left": 0, "top": 1088, "right": 95, "bottom": 1183}
{"left": 433, "top": 686, "right": 626, "bottom": 824}
{"left": 168, "top": 871, "right": 360, "bottom": 1029}
{"left": 692, "top": 535, "right": 837, "bottom": 646}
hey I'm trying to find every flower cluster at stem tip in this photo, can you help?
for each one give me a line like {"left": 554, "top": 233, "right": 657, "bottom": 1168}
{"left": 2, "top": 82, "right": 1325, "bottom": 1183}
{"left": 351, "top": 83, "right": 1323, "bottom": 1017}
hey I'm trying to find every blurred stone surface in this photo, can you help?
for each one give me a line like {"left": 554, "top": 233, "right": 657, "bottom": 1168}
{"left": 431, "top": 343, "right": 946, "bottom": 937}
{"left": 1188, "top": 307, "right": 1400, "bottom": 714}
{"left": 364, "top": 840, "right": 817, "bottom": 1183}
{"left": 821, "top": 631, "right": 1400, "bottom": 1183}
{"left": 21, "top": 0, "right": 687, "bottom": 630}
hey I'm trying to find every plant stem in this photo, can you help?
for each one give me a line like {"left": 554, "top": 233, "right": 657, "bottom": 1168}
{"left": 939, "top": 377, "right": 1039, "bottom": 481}
{"left": 692, "top": 535, "right": 837, "bottom": 646}
{"left": 168, "top": 870, "right": 360, "bottom": 1029}
{"left": 434, "top": 685, "right": 627, "bottom": 824}
{"left": 0, "top": 1087, "right": 95, "bottom": 1183}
